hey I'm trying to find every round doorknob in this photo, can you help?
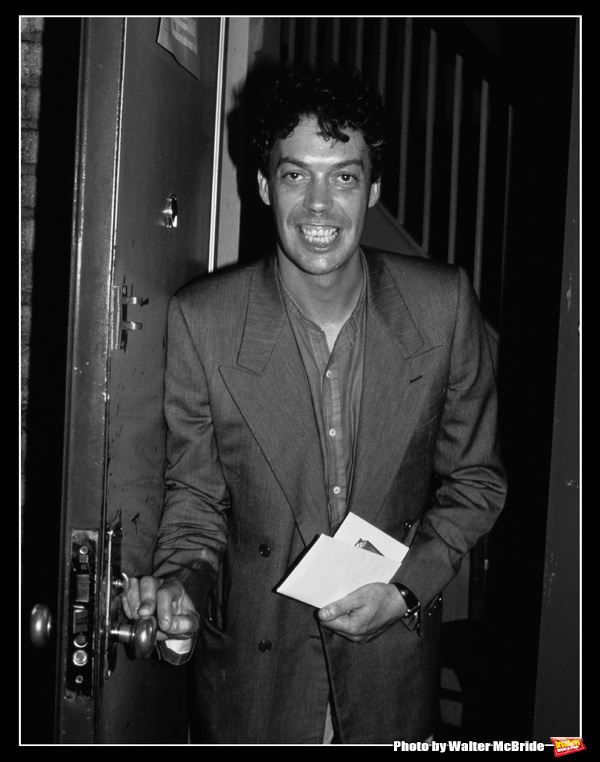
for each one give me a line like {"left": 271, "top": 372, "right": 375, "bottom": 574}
{"left": 110, "top": 616, "right": 158, "bottom": 659}
{"left": 30, "top": 603, "right": 52, "bottom": 647}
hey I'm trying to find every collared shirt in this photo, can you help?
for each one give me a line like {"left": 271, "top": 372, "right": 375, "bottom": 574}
{"left": 278, "top": 261, "right": 366, "bottom": 534}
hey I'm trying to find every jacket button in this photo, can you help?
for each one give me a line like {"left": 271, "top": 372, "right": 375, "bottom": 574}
{"left": 258, "top": 639, "right": 272, "bottom": 652}
{"left": 403, "top": 521, "right": 413, "bottom": 531}
{"left": 259, "top": 544, "right": 271, "bottom": 557}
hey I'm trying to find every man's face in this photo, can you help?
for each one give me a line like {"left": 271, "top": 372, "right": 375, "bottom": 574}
{"left": 258, "top": 116, "right": 381, "bottom": 278}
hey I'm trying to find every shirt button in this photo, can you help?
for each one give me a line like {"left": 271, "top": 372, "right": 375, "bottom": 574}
{"left": 326, "top": 370, "right": 332, "bottom": 378}
{"left": 259, "top": 544, "right": 271, "bottom": 557}
{"left": 329, "top": 428, "right": 336, "bottom": 437}
{"left": 333, "top": 486, "right": 341, "bottom": 495}
{"left": 258, "top": 639, "right": 272, "bottom": 653}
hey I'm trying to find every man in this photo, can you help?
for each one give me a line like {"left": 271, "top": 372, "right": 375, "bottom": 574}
{"left": 123, "top": 63, "right": 506, "bottom": 744}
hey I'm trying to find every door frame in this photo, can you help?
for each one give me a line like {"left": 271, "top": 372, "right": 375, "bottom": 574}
{"left": 56, "top": 17, "right": 126, "bottom": 742}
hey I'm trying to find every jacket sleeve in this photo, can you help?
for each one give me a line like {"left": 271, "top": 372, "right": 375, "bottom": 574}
{"left": 391, "top": 266, "right": 507, "bottom": 630}
{"left": 152, "top": 295, "right": 230, "bottom": 618}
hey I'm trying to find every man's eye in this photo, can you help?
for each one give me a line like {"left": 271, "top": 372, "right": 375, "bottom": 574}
{"left": 337, "top": 173, "right": 358, "bottom": 185}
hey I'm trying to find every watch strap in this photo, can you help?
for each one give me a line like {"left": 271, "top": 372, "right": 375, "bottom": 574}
{"left": 393, "top": 583, "right": 420, "bottom": 619}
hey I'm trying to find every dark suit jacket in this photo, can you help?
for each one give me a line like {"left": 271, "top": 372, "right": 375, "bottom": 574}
{"left": 153, "top": 247, "right": 507, "bottom": 743}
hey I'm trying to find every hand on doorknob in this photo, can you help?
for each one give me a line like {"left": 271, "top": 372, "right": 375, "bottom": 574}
{"left": 120, "top": 576, "right": 200, "bottom": 642}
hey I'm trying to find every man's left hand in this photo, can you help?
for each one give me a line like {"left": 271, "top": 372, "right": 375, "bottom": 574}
{"left": 317, "top": 582, "right": 407, "bottom": 643}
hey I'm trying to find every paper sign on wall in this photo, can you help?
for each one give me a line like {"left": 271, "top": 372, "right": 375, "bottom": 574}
{"left": 157, "top": 17, "right": 200, "bottom": 79}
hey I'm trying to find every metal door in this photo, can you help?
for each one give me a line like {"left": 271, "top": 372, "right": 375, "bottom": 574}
{"left": 28, "top": 17, "right": 223, "bottom": 743}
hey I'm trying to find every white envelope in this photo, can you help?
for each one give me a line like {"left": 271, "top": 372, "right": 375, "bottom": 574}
{"left": 276, "top": 512, "right": 409, "bottom": 609}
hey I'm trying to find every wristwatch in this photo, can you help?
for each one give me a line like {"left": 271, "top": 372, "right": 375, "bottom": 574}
{"left": 393, "top": 583, "right": 420, "bottom": 619}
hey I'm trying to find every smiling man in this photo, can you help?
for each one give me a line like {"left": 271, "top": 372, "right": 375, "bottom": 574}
{"left": 258, "top": 115, "right": 380, "bottom": 350}
{"left": 123, "top": 63, "right": 507, "bottom": 744}
{"left": 258, "top": 117, "right": 380, "bottom": 275}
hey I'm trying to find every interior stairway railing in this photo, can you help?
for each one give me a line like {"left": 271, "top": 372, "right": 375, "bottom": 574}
{"left": 280, "top": 17, "right": 513, "bottom": 344}
{"left": 278, "top": 17, "right": 514, "bottom": 622}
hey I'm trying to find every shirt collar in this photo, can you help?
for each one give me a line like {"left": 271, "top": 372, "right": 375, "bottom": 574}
{"left": 277, "top": 250, "right": 367, "bottom": 336}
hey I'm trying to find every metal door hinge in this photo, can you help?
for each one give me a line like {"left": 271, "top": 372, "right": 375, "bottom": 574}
{"left": 112, "top": 283, "right": 149, "bottom": 351}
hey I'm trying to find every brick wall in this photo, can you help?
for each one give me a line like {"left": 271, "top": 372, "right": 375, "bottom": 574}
{"left": 20, "top": 16, "right": 44, "bottom": 507}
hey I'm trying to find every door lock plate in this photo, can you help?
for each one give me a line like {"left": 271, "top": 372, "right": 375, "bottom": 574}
{"left": 66, "top": 530, "right": 98, "bottom": 696}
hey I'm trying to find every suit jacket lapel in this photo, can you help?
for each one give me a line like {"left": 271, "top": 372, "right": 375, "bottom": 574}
{"left": 348, "top": 254, "right": 443, "bottom": 525}
{"left": 219, "top": 258, "right": 330, "bottom": 546}
{"left": 219, "top": 253, "right": 443, "bottom": 544}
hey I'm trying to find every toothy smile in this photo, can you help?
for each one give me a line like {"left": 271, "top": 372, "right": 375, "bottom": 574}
{"left": 299, "top": 225, "right": 339, "bottom": 245}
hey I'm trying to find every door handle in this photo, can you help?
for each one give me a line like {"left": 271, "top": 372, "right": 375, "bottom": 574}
{"left": 103, "top": 526, "right": 159, "bottom": 678}
{"left": 30, "top": 603, "right": 53, "bottom": 648}
{"left": 29, "top": 593, "right": 157, "bottom": 659}
{"left": 109, "top": 615, "right": 158, "bottom": 660}
{"left": 29, "top": 526, "right": 159, "bottom": 697}
{"left": 108, "top": 572, "right": 157, "bottom": 660}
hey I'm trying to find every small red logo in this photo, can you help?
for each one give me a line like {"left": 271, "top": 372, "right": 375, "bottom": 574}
{"left": 551, "top": 738, "right": 585, "bottom": 756}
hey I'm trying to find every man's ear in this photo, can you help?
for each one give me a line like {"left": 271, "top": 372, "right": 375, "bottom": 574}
{"left": 257, "top": 170, "right": 271, "bottom": 206}
{"left": 368, "top": 180, "right": 381, "bottom": 208}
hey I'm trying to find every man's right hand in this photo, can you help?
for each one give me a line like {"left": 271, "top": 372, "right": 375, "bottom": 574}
{"left": 121, "top": 576, "right": 200, "bottom": 642}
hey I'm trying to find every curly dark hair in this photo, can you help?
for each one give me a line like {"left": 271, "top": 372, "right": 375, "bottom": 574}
{"left": 252, "top": 61, "right": 386, "bottom": 183}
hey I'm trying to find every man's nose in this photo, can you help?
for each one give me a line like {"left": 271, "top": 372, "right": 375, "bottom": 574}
{"left": 304, "top": 178, "right": 333, "bottom": 213}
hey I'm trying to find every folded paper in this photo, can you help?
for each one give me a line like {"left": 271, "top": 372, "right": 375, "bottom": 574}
{"left": 276, "top": 513, "right": 409, "bottom": 608}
